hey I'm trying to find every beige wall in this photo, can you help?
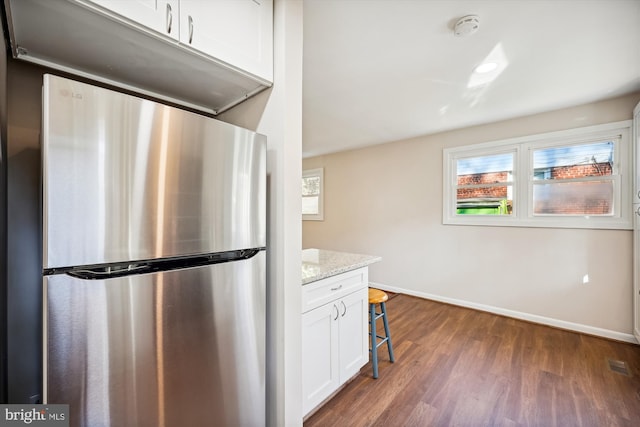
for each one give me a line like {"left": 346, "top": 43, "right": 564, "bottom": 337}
{"left": 303, "top": 92, "right": 640, "bottom": 341}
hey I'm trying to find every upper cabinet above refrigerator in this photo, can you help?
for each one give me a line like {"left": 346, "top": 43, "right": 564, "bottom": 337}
{"left": 86, "top": 0, "right": 181, "bottom": 41}
{"left": 179, "top": 0, "right": 273, "bottom": 83}
{"left": 3, "top": 0, "right": 273, "bottom": 115}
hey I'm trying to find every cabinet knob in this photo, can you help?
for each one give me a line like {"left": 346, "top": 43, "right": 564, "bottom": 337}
{"left": 166, "top": 3, "right": 173, "bottom": 34}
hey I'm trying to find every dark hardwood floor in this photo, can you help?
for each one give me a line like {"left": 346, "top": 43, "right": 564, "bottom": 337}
{"left": 304, "top": 294, "right": 640, "bottom": 427}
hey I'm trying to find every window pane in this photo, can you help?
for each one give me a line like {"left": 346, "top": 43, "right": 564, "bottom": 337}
{"left": 533, "top": 141, "right": 613, "bottom": 181}
{"left": 533, "top": 181, "right": 613, "bottom": 215}
{"left": 456, "top": 153, "right": 513, "bottom": 215}
{"left": 456, "top": 153, "right": 513, "bottom": 185}
{"left": 456, "top": 186, "right": 512, "bottom": 215}
{"left": 302, "top": 176, "right": 320, "bottom": 196}
{"left": 302, "top": 196, "right": 319, "bottom": 215}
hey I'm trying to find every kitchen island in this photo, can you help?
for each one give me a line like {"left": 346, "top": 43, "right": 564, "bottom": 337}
{"left": 302, "top": 248, "right": 381, "bottom": 285}
{"left": 301, "top": 248, "right": 381, "bottom": 416}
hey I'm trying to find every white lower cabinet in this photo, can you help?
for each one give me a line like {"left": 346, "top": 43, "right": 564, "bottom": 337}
{"left": 302, "top": 300, "right": 340, "bottom": 413}
{"left": 338, "top": 289, "right": 369, "bottom": 381}
{"left": 302, "top": 269, "right": 369, "bottom": 416}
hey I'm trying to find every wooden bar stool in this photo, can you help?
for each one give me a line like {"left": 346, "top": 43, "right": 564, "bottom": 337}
{"left": 368, "top": 288, "right": 395, "bottom": 379}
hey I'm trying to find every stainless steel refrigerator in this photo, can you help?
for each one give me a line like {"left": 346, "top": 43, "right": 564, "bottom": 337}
{"left": 42, "top": 74, "right": 266, "bottom": 427}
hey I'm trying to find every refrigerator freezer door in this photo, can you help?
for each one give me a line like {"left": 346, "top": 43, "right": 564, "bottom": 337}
{"left": 43, "top": 75, "right": 266, "bottom": 269}
{"left": 44, "top": 251, "right": 265, "bottom": 427}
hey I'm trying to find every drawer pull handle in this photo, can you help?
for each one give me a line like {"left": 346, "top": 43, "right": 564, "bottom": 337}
{"left": 333, "top": 304, "right": 339, "bottom": 320}
{"left": 331, "top": 285, "right": 343, "bottom": 291}
{"left": 340, "top": 301, "right": 347, "bottom": 317}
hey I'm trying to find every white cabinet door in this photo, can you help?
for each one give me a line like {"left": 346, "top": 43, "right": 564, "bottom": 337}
{"left": 178, "top": 0, "right": 273, "bottom": 81}
{"left": 338, "top": 288, "right": 369, "bottom": 381}
{"left": 83, "top": 0, "right": 179, "bottom": 40}
{"left": 302, "top": 302, "right": 340, "bottom": 416}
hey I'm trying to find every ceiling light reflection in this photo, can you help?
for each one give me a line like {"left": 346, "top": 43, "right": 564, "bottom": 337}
{"left": 467, "top": 43, "right": 509, "bottom": 88}
{"left": 474, "top": 62, "right": 498, "bottom": 74}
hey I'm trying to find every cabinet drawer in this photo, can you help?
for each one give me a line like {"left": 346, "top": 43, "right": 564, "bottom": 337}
{"left": 302, "top": 268, "right": 368, "bottom": 314}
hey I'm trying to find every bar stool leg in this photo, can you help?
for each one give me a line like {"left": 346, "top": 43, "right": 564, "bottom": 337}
{"left": 369, "top": 302, "right": 379, "bottom": 379}
{"left": 380, "top": 302, "right": 395, "bottom": 363}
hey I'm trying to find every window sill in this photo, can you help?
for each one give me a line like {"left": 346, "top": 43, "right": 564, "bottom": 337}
{"left": 443, "top": 215, "right": 632, "bottom": 230}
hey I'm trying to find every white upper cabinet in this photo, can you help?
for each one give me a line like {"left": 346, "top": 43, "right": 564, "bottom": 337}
{"left": 87, "top": 0, "right": 180, "bottom": 40}
{"left": 5, "top": 0, "right": 273, "bottom": 114}
{"left": 87, "top": 0, "right": 273, "bottom": 81}
{"left": 179, "top": 0, "right": 273, "bottom": 82}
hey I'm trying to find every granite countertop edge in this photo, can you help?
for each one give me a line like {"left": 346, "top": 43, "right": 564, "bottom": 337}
{"left": 301, "top": 249, "right": 382, "bottom": 285}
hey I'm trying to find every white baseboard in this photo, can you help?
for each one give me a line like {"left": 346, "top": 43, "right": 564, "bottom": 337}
{"left": 369, "top": 281, "right": 639, "bottom": 345}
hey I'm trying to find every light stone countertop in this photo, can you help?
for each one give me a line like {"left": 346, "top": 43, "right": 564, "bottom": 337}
{"left": 302, "top": 248, "right": 381, "bottom": 285}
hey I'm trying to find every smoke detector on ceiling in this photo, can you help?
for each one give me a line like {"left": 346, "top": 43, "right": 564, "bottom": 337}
{"left": 454, "top": 15, "right": 480, "bottom": 37}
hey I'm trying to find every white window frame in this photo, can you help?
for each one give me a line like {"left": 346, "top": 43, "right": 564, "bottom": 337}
{"left": 443, "top": 121, "right": 632, "bottom": 229}
{"left": 302, "top": 168, "right": 324, "bottom": 221}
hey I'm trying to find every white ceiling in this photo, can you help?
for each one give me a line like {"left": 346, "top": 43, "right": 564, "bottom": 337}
{"left": 302, "top": 0, "right": 640, "bottom": 158}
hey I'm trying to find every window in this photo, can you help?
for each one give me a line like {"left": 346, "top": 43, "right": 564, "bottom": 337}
{"left": 443, "top": 121, "right": 632, "bottom": 229}
{"left": 456, "top": 151, "right": 514, "bottom": 215}
{"left": 531, "top": 141, "right": 615, "bottom": 216}
{"left": 303, "top": 168, "right": 324, "bottom": 221}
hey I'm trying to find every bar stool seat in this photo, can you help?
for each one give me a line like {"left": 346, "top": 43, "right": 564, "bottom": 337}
{"left": 368, "top": 287, "right": 395, "bottom": 379}
{"left": 369, "top": 288, "right": 388, "bottom": 305}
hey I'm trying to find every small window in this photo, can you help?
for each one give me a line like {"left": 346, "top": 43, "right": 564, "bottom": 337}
{"left": 302, "top": 168, "right": 324, "bottom": 221}
{"left": 531, "top": 141, "right": 615, "bottom": 216}
{"left": 456, "top": 152, "right": 514, "bottom": 215}
{"left": 443, "top": 121, "right": 632, "bottom": 229}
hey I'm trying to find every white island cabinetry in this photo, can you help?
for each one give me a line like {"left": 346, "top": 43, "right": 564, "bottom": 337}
{"left": 301, "top": 249, "right": 381, "bottom": 417}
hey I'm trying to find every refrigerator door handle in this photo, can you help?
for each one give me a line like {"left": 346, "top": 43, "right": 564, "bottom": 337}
{"left": 58, "top": 248, "right": 265, "bottom": 280}
{"left": 68, "top": 264, "right": 150, "bottom": 280}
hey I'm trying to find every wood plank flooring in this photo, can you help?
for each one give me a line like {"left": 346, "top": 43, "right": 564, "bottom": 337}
{"left": 304, "top": 294, "right": 640, "bottom": 427}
